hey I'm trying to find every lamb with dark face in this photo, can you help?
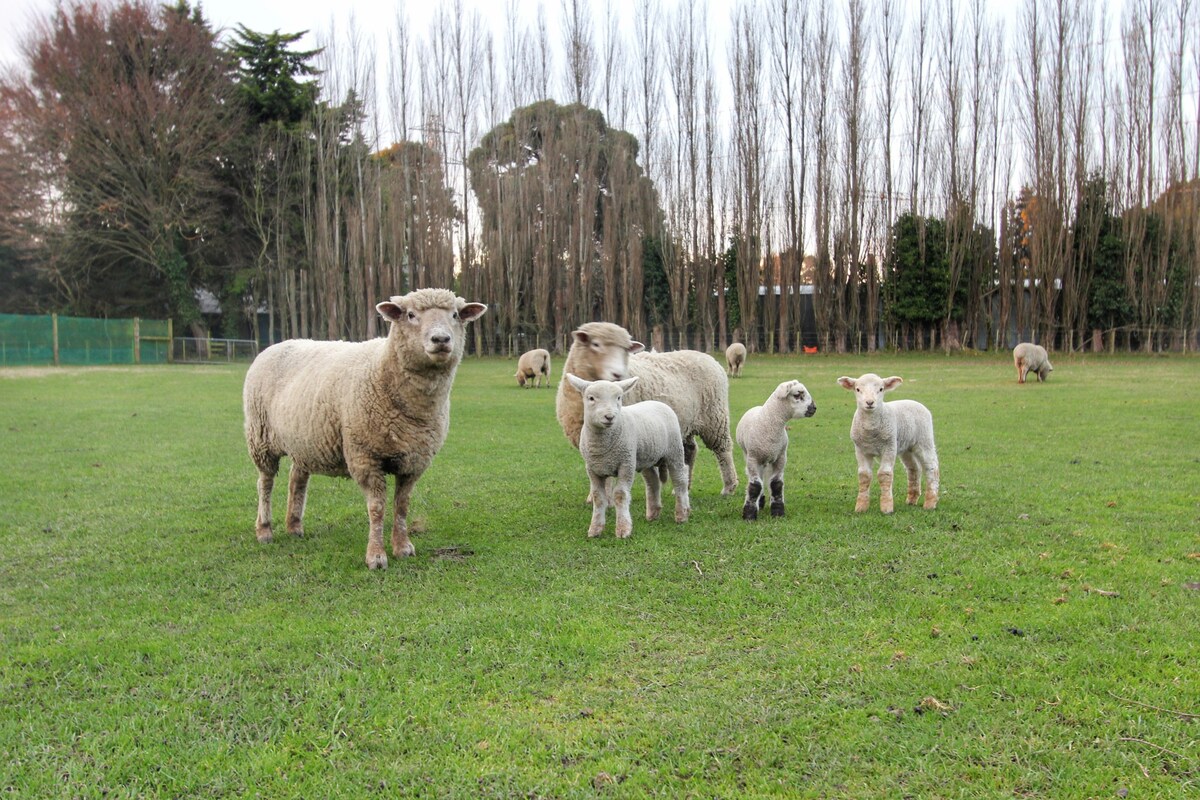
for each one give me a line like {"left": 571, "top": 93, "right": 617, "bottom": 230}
{"left": 735, "top": 380, "right": 817, "bottom": 521}
{"left": 243, "top": 288, "right": 487, "bottom": 569}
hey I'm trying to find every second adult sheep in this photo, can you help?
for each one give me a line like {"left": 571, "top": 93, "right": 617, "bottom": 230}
{"left": 566, "top": 374, "right": 690, "bottom": 539}
{"left": 515, "top": 348, "right": 552, "bottom": 388}
{"left": 735, "top": 380, "right": 817, "bottom": 520}
{"left": 837, "top": 373, "right": 939, "bottom": 514}
{"left": 556, "top": 321, "right": 739, "bottom": 496}
{"left": 725, "top": 342, "right": 747, "bottom": 377}
{"left": 1013, "top": 342, "right": 1053, "bottom": 383}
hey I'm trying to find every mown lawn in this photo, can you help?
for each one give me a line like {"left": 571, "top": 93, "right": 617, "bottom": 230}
{"left": 1, "top": 353, "right": 1197, "bottom": 798}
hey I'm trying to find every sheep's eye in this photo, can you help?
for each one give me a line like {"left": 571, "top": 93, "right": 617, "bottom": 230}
{"left": 407, "top": 311, "right": 416, "bottom": 321}
{"left": 452, "top": 311, "right": 459, "bottom": 320}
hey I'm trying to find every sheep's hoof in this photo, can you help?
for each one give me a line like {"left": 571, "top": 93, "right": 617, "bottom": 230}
{"left": 721, "top": 483, "right": 739, "bottom": 496}
{"left": 366, "top": 551, "right": 389, "bottom": 570}
{"left": 393, "top": 541, "right": 416, "bottom": 558}
{"left": 675, "top": 509, "right": 689, "bottom": 523}
{"left": 770, "top": 502, "right": 785, "bottom": 517}
{"left": 286, "top": 526, "right": 304, "bottom": 537}
{"left": 587, "top": 527, "right": 604, "bottom": 538}
{"left": 256, "top": 524, "right": 273, "bottom": 543}
{"left": 646, "top": 508, "right": 661, "bottom": 522}
{"left": 854, "top": 500, "right": 869, "bottom": 513}
{"left": 742, "top": 504, "right": 758, "bottom": 521}
{"left": 615, "top": 524, "right": 632, "bottom": 539}
{"left": 923, "top": 499, "right": 938, "bottom": 510}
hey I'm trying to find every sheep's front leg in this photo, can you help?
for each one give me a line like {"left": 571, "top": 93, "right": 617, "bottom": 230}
{"left": 587, "top": 473, "right": 610, "bottom": 538}
{"left": 854, "top": 449, "right": 874, "bottom": 513}
{"left": 900, "top": 452, "right": 921, "bottom": 505}
{"left": 922, "top": 456, "right": 940, "bottom": 510}
{"left": 642, "top": 467, "right": 663, "bottom": 521}
{"left": 613, "top": 471, "right": 635, "bottom": 539}
{"left": 355, "top": 472, "right": 389, "bottom": 570}
{"left": 285, "top": 464, "right": 310, "bottom": 536}
{"left": 391, "top": 472, "right": 419, "bottom": 558}
{"left": 877, "top": 450, "right": 896, "bottom": 514}
{"left": 769, "top": 453, "right": 787, "bottom": 517}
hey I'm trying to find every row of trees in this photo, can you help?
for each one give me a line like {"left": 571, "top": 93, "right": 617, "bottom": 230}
{"left": 0, "top": 0, "right": 1197, "bottom": 353}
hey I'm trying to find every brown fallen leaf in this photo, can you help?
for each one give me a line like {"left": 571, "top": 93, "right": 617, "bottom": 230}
{"left": 1183, "top": 582, "right": 1200, "bottom": 591}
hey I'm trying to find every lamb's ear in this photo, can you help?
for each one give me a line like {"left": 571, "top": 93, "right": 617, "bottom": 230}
{"left": 377, "top": 300, "right": 405, "bottom": 322}
{"left": 616, "top": 376, "right": 639, "bottom": 393}
{"left": 882, "top": 376, "right": 903, "bottom": 392}
{"left": 566, "top": 373, "right": 590, "bottom": 393}
{"left": 775, "top": 381, "right": 794, "bottom": 400}
{"left": 458, "top": 302, "right": 487, "bottom": 323}
{"left": 837, "top": 376, "right": 856, "bottom": 390}
{"left": 628, "top": 340, "right": 646, "bottom": 355}
{"left": 573, "top": 329, "right": 591, "bottom": 345}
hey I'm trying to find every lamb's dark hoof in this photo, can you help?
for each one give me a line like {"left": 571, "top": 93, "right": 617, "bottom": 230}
{"left": 742, "top": 504, "right": 758, "bottom": 521}
{"left": 770, "top": 502, "right": 785, "bottom": 517}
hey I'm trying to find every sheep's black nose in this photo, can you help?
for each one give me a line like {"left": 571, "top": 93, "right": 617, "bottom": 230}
{"left": 431, "top": 334, "right": 451, "bottom": 345}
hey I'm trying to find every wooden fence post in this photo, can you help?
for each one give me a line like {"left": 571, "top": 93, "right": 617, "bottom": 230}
{"left": 52, "top": 313, "right": 59, "bottom": 366}
{"left": 133, "top": 317, "right": 141, "bottom": 365}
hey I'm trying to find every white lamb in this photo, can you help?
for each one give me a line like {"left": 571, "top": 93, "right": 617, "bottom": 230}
{"left": 1013, "top": 342, "right": 1053, "bottom": 383}
{"left": 725, "top": 342, "right": 747, "bottom": 377}
{"left": 556, "top": 321, "right": 738, "bottom": 496}
{"left": 734, "top": 380, "right": 817, "bottom": 520}
{"left": 515, "top": 348, "right": 551, "bottom": 388}
{"left": 243, "top": 288, "right": 487, "bottom": 569}
{"left": 565, "top": 374, "right": 690, "bottom": 538}
{"left": 837, "top": 373, "right": 939, "bottom": 514}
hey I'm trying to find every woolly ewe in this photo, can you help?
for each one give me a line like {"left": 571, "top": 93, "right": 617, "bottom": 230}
{"left": 243, "top": 288, "right": 487, "bottom": 569}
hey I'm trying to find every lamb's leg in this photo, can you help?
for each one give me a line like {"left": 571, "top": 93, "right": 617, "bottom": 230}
{"left": 642, "top": 467, "right": 663, "bottom": 521}
{"left": 854, "top": 450, "right": 873, "bottom": 513}
{"left": 922, "top": 454, "right": 940, "bottom": 510}
{"left": 355, "top": 471, "right": 389, "bottom": 570}
{"left": 253, "top": 454, "right": 279, "bottom": 542}
{"left": 743, "top": 477, "right": 762, "bottom": 521}
{"left": 285, "top": 464, "right": 310, "bottom": 536}
{"left": 391, "top": 472, "right": 419, "bottom": 558}
{"left": 587, "top": 474, "right": 610, "bottom": 538}
{"left": 900, "top": 452, "right": 921, "bottom": 505}
{"left": 670, "top": 462, "right": 690, "bottom": 523}
{"left": 769, "top": 475, "right": 785, "bottom": 517}
{"left": 613, "top": 473, "right": 635, "bottom": 539}
{"left": 877, "top": 457, "right": 896, "bottom": 514}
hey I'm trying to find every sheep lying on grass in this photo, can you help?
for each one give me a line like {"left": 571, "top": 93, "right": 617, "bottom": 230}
{"left": 1013, "top": 342, "right": 1053, "bottom": 383}
{"left": 725, "top": 342, "right": 747, "bottom": 377}
{"left": 515, "top": 348, "right": 551, "bottom": 388}
{"left": 566, "top": 374, "right": 690, "bottom": 539}
{"left": 735, "top": 380, "right": 816, "bottom": 520}
{"left": 837, "top": 373, "right": 939, "bottom": 514}
{"left": 243, "top": 288, "right": 487, "bottom": 569}
{"left": 556, "top": 322, "right": 738, "bottom": 496}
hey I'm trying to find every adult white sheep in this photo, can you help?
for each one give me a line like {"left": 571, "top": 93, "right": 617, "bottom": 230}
{"left": 837, "top": 373, "right": 939, "bottom": 514}
{"left": 725, "top": 342, "right": 747, "bottom": 377}
{"left": 565, "top": 374, "right": 690, "bottom": 538}
{"left": 1013, "top": 342, "right": 1053, "bottom": 383}
{"left": 556, "top": 321, "right": 738, "bottom": 496}
{"left": 515, "top": 348, "right": 552, "bottom": 388}
{"left": 735, "top": 380, "right": 816, "bottom": 520}
{"left": 243, "top": 288, "right": 487, "bottom": 569}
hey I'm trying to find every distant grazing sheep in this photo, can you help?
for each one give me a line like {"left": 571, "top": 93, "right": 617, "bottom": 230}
{"left": 725, "top": 342, "right": 747, "bottom": 377}
{"left": 556, "top": 322, "right": 738, "bottom": 496}
{"left": 515, "top": 348, "right": 552, "bottom": 388}
{"left": 243, "top": 288, "right": 487, "bottom": 569}
{"left": 735, "top": 380, "right": 816, "bottom": 520}
{"left": 566, "top": 374, "right": 690, "bottom": 538}
{"left": 837, "top": 373, "right": 939, "bottom": 514}
{"left": 1013, "top": 342, "right": 1053, "bottom": 383}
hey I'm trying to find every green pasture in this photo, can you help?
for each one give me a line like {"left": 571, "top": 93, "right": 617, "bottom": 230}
{"left": 1, "top": 353, "right": 1197, "bottom": 798}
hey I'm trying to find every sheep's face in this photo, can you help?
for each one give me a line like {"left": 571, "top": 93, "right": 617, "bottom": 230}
{"left": 567, "top": 374, "right": 639, "bottom": 430}
{"left": 775, "top": 380, "right": 817, "bottom": 419}
{"left": 838, "top": 373, "right": 903, "bottom": 413}
{"left": 571, "top": 326, "right": 645, "bottom": 382}
{"left": 377, "top": 292, "right": 487, "bottom": 367}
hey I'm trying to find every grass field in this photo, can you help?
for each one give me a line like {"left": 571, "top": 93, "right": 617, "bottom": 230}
{"left": 1, "top": 353, "right": 1198, "bottom": 798}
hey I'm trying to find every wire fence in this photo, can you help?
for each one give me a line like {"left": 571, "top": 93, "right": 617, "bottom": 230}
{"left": 0, "top": 313, "right": 171, "bottom": 366}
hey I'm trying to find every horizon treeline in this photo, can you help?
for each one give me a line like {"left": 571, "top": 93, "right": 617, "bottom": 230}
{"left": 0, "top": 0, "right": 1196, "bottom": 354}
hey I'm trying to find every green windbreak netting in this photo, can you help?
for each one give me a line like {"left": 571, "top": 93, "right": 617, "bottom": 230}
{"left": 0, "top": 313, "right": 170, "bottom": 366}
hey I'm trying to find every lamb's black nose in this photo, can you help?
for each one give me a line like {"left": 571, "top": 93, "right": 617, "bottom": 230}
{"left": 431, "top": 334, "right": 451, "bottom": 346}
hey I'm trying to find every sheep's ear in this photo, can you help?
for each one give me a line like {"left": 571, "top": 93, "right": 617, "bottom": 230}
{"left": 837, "top": 376, "right": 856, "bottom": 390}
{"left": 616, "top": 376, "right": 639, "bottom": 393}
{"left": 628, "top": 340, "right": 646, "bottom": 355}
{"left": 458, "top": 302, "right": 487, "bottom": 323}
{"left": 377, "top": 300, "right": 404, "bottom": 322}
{"left": 775, "top": 381, "right": 794, "bottom": 399}
{"left": 882, "top": 376, "right": 903, "bottom": 392}
{"left": 566, "top": 373, "right": 590, "bottom": 393}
